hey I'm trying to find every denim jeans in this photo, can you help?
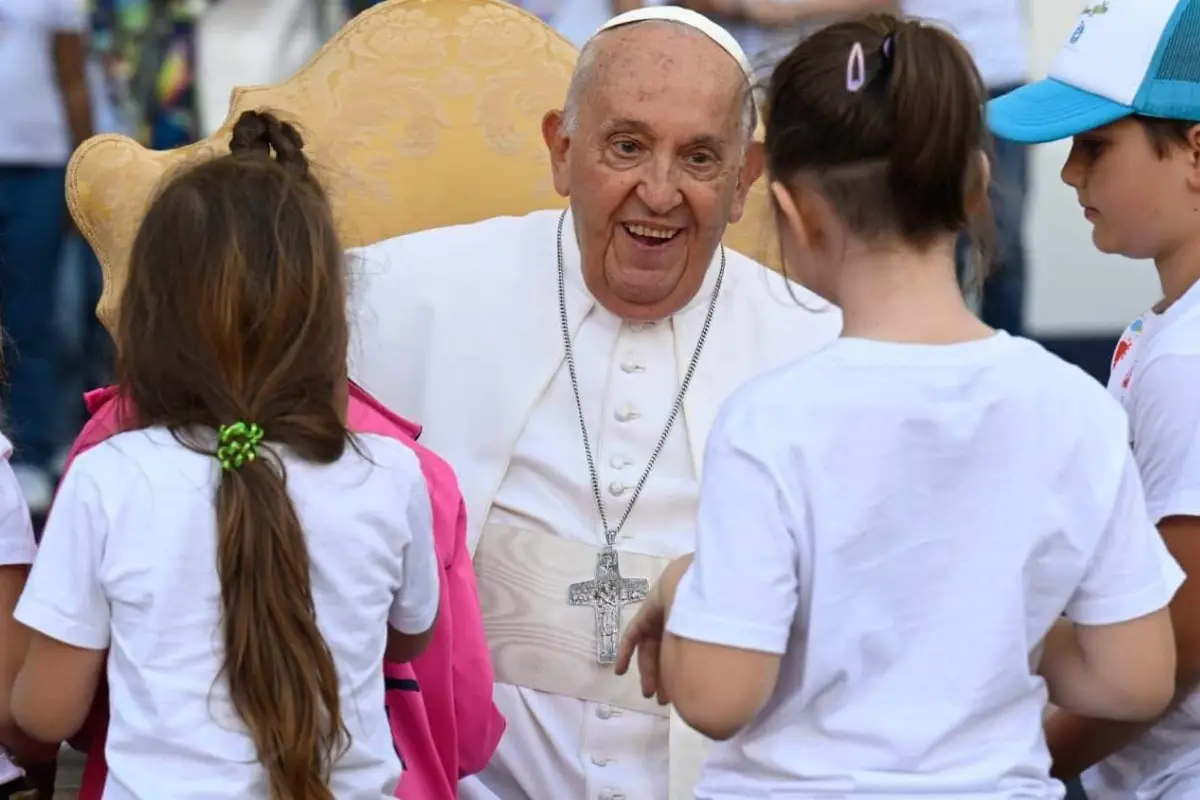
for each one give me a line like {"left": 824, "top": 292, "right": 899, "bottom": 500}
{"left": 0, "top": 165, "right": 67, "bottom": 468}
{"left": 961, "top": 83, "right": 1030, "bottom": 337}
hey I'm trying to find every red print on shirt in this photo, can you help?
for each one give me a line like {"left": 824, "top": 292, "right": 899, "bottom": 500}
{"left": 1112, "top": 337, "right": 1132, "bottom": 370}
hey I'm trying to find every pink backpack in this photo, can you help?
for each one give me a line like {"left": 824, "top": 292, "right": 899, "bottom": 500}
{"left": 54, "top": 383, "right": 503, "bottom": 799}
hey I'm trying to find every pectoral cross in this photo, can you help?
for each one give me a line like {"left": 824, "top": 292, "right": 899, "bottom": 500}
{"left": 569, "top": 546, "right": 650, "bottom": 664}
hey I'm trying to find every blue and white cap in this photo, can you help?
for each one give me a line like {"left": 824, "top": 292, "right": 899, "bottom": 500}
{"left": 989, "top": 0, "right": 1200, "bottom": 143}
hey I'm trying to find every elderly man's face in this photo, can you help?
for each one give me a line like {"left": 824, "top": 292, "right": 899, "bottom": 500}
{"left": 543, "top": 24, "right": 762, "bottom": 321}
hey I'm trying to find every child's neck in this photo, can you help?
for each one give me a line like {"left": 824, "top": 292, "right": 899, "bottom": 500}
{"left": 1154, "top": 237, "right": 1200, "bottom": 312}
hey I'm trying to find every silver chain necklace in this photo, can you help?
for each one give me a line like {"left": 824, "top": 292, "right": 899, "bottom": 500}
{"left": 557, "top": 209, "right": 725, "bottom": 663}
{"left": 557, "top": 209, "right": 724, "bottom": 545}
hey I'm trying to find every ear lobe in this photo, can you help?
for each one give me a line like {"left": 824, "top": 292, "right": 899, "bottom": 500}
{"left": 729, "top": 141, "right": 766, "bottom": 223}
{"left": 770, "top": 181, "right": 811, "bottom": 262}
{"left": 965, "top": 149, "right": 992, "bottom": 219}
{"left": 542, "top": 110, "right": 571, "bottom": 197}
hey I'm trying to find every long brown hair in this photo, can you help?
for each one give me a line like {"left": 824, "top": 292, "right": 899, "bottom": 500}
{"left": 765, "top": 14, "right": 995, "bottom": 281}
{"left": 115, "top": 109, "right": 350, "bottom": 799}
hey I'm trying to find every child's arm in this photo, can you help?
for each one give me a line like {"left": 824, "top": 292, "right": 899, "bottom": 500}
{"left": 0, "top": 564, "right": 59, "bottom": 763}
{"left": 12, "top": 636, "right": 105, "bottom": 744}
{"left": 623, "top": 404, "right": 794, "bottom": 742}
{"left": 10, "top": 466, "right": 110, "bottom": 746}
{"left": 0, "top": 454, "right": 59, "bottom": 764}
{"left": 1046, "top": 515, "right": 1200, "bottom": 778}
{"left": 385, "top": 471, "right": 442, "bottom": 664}
{"left": 1047, "top": 355, "right": 1200, "bottom": 777}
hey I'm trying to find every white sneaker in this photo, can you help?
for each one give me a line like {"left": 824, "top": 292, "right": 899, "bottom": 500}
{"left": 12, "top": 465, "right": 53, "bottom": 515}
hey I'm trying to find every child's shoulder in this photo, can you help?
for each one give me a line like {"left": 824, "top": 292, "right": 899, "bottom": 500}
{"left": 1146, "top": 289, "right": 1200, "bottom": 363}
{"left": 344, "top": 432, "right": 426, "bottom": 484}
{"left": 67, "top": 427, "right": 206, "bottom": 487}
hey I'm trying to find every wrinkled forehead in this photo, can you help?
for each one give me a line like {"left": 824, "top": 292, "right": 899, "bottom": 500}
{"left": 585, "top": 24, "right": 747, "bottom": 142}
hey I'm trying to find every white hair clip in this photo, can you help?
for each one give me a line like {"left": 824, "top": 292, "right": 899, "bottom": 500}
{"left": 846, "top": 41, "right": 866, "bottom": 92}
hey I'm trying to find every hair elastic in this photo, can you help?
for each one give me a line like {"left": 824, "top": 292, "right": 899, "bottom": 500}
{"left": 846, "top": 41, "right": 866, "bottom": 92}
{"left": 217, "top": 421, "right": 264, "bottom": 472}
{"left": 881, "top": 33, "right": 895, "bottom": 62}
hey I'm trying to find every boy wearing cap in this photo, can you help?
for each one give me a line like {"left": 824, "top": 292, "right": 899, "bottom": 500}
{"left": 989, "top": 1, "right": 1200, "bottom": 797}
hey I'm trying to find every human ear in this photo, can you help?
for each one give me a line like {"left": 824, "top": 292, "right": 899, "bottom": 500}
{"left": 729, "top": 141, "right": 765, "bottom": 223}
{"left": 769, "top": 180, "right": 814, "bottom": 277}
{"left": 965, "top": 148, "right": 992, "bottom": 220}
{"left": 542, "top": 110, "right": 572, "bottom": 197}
{"left": 1183, "top": 124, "right": 1200, "bottom": 193}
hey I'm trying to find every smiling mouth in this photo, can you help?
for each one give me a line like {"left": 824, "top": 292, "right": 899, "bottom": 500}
{"left": 623, "top": 223, "right": 681, "bottom": 247}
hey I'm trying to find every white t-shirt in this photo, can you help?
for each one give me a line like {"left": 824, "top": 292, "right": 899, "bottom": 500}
{"left": 0, "top": 0, "right": 87, "bottom": 165}
{"left": 0, "top": 431, "right": 35, "bottom": 786}
{"left": 1082, "top": 280, "right": 1200, "bottom": 799}
{"left": 14, "top": 427, "right": 440, "bottom": 800}
{"left": 0, "top": 432, "right": 36, "bottom": 568}
{"left": 667, "top": 333, "right": 1184, "bottom": 799}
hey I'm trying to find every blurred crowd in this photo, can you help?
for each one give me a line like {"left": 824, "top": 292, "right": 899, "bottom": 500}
{"left": 0, "top": 0, "right": 1028, "bottom": 517}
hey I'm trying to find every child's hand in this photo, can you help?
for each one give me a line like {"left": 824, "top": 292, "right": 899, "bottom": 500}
{"left": 615, "top": 581, "right": 670, "bottom": 705}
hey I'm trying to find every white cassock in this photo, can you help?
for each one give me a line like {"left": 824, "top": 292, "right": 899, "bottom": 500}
{"left": 348, "top": 209, "right": 841, "bottom": 800}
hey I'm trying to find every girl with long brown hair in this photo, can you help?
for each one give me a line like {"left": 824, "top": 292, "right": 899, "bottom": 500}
{"left": 7, "top": 109, "right": 440, "bottom": 799}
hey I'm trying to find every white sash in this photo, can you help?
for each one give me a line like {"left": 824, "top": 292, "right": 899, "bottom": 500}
{"left": 474, "top": 523, "right": 712, "bottom": 799}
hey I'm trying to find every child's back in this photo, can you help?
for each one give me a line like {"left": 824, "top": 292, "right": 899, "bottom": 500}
{"left": 691, "top": 333, "right": 1162, "bottom": 796}
{"left": 617, "top": 15, "right": 1183, "bottom": 800}
{"left": 7, "top": 109, "right": 442, "bottom": 800}
{"left": 27, "top": 427, "right": 436, "bottom": 799}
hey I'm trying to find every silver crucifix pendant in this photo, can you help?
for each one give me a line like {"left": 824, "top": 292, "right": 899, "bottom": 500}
{"left": 568, "top": 544, "right": 650, "bottom": 664}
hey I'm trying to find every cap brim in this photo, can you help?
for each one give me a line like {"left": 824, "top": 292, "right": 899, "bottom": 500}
{"left": 987, "top": 78, "right": 1134, "bottom": 144}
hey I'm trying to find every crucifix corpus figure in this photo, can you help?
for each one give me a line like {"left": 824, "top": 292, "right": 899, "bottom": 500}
{"left": 569, "top": 545, "right": 651, "bottom": 663}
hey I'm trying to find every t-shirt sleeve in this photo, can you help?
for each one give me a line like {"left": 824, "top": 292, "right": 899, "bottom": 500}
{"left": 13, "top": 465, "right": 110, "bottom": 650}
{"left": 1128, "top": 353, "right": 1200, "bottom": 523}
{"left": 665, "top": 404, "right": 800, "bottom": 655}
{"left": 0, "top": 459, "right": 36, "bottom": 567}
{"left": 388, "top": 467, "right": 440, "bottom": 635}
{"left": 1066, "top": 448, "right": 1185, "bottom": 626}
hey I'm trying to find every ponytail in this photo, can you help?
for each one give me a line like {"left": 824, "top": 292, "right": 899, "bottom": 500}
{"left": 764, "top": 14, "right": 993, "bottom": 252}
{"left": 117, "top": 106, "right": 355, "bottom": 800}
{"left": 217, "top": 450, "right": 347, "bottom": 800}
{"left": 885, "top": 21, "right": 991, "bottom": 246}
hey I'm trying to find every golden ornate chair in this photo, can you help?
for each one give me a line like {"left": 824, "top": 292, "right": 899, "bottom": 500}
{"left": 67, "top": 0, "right": 779, "bottom": 332}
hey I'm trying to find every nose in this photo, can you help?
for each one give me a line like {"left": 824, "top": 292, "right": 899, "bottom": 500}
{"left": 636, "top": 157, "right": 683, "bottom": 215}
{"left": 1061, "top": 143, "right": 1085, "bottom": 189}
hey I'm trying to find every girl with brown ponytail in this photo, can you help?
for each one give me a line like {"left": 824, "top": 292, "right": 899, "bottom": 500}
{"left": 6, "top": 109, "right": 441, "bottom": 799}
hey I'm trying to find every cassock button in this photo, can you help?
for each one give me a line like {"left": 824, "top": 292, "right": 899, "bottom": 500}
{"left": 591, "top": 756, "right": 612, "bottom": 767}
{"left": 609, "top": 455, "right": 630, "bottom": 469}
{"left": 596, "top": 705, "right": 615, "bottom": 719}
{"left": 615, "top": 405, "right": 640, "bottom": 422}
{"left": 620, "top": 361, "right": 645, "bottom": 373}
{"left": 608, "top": 481, "right": 626, "bottom": 497}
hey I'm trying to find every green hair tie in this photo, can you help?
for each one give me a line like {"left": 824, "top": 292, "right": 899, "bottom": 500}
{"left": 216, "top": 421, "right": 265, "bottom": 472}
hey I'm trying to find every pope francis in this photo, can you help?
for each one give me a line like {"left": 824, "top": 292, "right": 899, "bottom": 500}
{"left": 348, "top": 7, "right": 841, "bottom": 799}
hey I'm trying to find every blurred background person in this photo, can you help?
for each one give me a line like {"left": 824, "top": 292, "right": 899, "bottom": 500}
{"left": 0, "top": 0, "right": 93, "bottom": 515}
